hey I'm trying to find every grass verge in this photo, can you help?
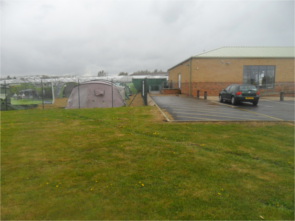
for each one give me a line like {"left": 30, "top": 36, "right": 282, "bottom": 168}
{"left": 1, "top": 106, "right": 294, "bottom": 220}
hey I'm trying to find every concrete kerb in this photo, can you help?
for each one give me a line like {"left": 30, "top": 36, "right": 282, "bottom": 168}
{"left": 148, "top": 94, "right": 171, "bottom": 122}
{"left": 148, "top": 94, "right": 221, "bottom": 122}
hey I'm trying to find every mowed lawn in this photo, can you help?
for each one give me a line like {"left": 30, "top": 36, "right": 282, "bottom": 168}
{"left": 1, "top": 106, "right": 294, "bottom": 220}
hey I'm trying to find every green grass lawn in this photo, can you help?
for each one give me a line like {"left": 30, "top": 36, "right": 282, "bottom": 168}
{"left": 1, "top": 106, "right": 294, "bottom": 220}
{"left": 11, "top": 98, "right": 52, "bottom": 105}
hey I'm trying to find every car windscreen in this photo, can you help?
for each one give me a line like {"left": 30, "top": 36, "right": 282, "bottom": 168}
{"left": 239, "top": 85, "right": 257, "bottom": 91}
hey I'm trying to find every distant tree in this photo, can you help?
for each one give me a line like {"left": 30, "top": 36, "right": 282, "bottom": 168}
{"left": 131, "top": 70, "right": 151, "bottom": 75}
{"left": 131, "top": 69, "right": 167, "bottom": 76}
{"left": 118, "top": 72, "right": 128, "bottom": 76}
{"left": 41, "top": 75, "right": 50, "bottom": 79}
{"left": 97, "top": 70, "right": 107, "bottom": 77}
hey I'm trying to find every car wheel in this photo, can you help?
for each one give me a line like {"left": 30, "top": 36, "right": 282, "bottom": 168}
{"left": 231, "top": 96, "right": 237, "bottom": 105}
{"left": 219, "top": 95, "right": 224, "bottom": 103}
{"left": 253, "top": 100, "right": 258, "bottom": 106}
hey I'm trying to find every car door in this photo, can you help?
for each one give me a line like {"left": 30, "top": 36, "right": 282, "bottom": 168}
{"left": 230, "top": 85, "right": 237, "bottom": 96}
{"left": 224, "top": 85, "right": 232, "bottom": 101}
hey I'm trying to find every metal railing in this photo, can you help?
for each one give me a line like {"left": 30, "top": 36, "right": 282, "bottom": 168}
{"left": 0, "top": 78, "right": 133, "bottom": 111}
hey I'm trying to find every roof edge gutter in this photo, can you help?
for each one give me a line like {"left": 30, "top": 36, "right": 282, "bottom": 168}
{"left": 168, "top": 56, "right": 295, "bottom": 71}
{"left": 168, "top": 57, "right": 194, "bottom": 71}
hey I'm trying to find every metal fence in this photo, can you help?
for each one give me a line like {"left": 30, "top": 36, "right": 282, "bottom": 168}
{"left": 0, "top": 80, "right": 55, "bottom": 111}
{"left": 0, "top": 77, "right": 133, "bottom": 111}
{"left": 258, "top": 82, "right": 295, "bottom": 97}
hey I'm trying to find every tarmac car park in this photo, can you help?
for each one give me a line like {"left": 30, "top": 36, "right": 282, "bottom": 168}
{"left": 151, "top": 95, "right": 294, "bottom": 122}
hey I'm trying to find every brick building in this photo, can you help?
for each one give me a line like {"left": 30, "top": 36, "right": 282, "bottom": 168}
{"left": 168, "top": 47, "right": 294, "bottom": 96}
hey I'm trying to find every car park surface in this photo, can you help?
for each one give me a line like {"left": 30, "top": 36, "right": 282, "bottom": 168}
{"left": 151, "top": 95, "right": 294, "bottom": 122}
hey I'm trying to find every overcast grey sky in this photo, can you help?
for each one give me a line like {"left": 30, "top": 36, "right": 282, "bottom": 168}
{"left": 1, "top": 0, "right": 294, "bottom": 76}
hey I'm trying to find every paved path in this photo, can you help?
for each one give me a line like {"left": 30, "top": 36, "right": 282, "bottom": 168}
{"left": 151, "top": 95, "right": 294, "bottom": 122}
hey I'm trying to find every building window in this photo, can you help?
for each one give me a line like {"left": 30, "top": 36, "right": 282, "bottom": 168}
{"left": 243, "top": 65, "right": 275, "bottom": 89}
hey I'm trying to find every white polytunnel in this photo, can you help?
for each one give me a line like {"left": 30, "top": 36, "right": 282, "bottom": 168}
{"left": 66, "top": 80, "right": 126, "bottom": 109}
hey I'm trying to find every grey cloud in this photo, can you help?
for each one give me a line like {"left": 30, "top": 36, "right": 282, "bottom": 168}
{"left": 1, "top": 0, "right": 294, "bottom": 76}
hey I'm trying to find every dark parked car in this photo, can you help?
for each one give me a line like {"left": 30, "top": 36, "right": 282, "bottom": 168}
{"left": 219, "top": 84, "right": 260, "bottom": 105}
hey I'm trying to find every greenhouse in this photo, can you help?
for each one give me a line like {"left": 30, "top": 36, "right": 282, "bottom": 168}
{"left": 66, "top": 80, "right": 126, "bottom": 109}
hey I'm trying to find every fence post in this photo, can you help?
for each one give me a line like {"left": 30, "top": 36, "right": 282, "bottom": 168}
{"left": 142, "top": 79, "right": 144, "bottom": 97}
{"left": 144, "top": 78, "right": 148, "bottom": 106}
{"left": 280, "top": 92, "right": 284, "bottom": 101}
{"left": 204, "top": 91, "right": 207, "bottom": 100}
{"left": 77, "top": 79, "right": 81, "bottom": 109}
{"left": 141, "top": 78, "right": 148, "bottom": 106}
{"left": 111, "top": 79, "right": 114, "bottom": 108}
{"left": 41, "top": 80, "right": 45, "bottom": 109}
{"left": 197, "top": 90, "right": 200, "bottom": 99}
{"left": 51, "top": 82, "right": 55, "bottom": 104}
{"left": 4, "top": 81, "right": 8, "bottom": 111}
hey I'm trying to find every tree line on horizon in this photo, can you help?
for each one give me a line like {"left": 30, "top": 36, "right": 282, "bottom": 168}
{"left": 98, "top": 69, "right": 168, "bottom": 77}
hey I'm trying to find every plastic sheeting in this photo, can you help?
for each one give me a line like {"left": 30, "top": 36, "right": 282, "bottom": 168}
{"left": 66, "top": 81, "right": 125, "bottom": 109}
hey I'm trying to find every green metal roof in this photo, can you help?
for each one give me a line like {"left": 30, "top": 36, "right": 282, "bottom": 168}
{"left": 193, "top": 47, "right": 295, "bottom": 58}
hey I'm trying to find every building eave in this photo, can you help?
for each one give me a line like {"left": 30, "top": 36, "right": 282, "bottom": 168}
{"left": 168, "top": 57, "right": 193, "bottom": 71}
{"left": 168, "top": 56, "right": 294, "bottom": 71}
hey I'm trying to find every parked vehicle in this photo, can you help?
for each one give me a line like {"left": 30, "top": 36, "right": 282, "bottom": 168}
{"left": 219, "top": 84, "right": 260, "bottom": 105}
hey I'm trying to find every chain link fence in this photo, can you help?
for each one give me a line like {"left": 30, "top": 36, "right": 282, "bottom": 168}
{"left": 0, "top": 80, "right": 55, "bottom": 111}
{"left": 0, "top": 77, "right": 133, "bottom": 111}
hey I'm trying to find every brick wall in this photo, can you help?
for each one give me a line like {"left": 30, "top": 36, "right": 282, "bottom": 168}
{"left": 168, "top": 57, "right": 294, "bottom": 97}
{"left": 161, "top": 89, "right": 181, "bottom": 94}
{"left": 260, "top": 82, "right": 295, "bottom": 96}
{"left": 180, "top": 82, "right": 295, "bottom": 97}
{"left": 192, "top": 82, "right": 238, "bottom": 96}
{"left": 179, "top": 82, "right": 237, "bottom": 96}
